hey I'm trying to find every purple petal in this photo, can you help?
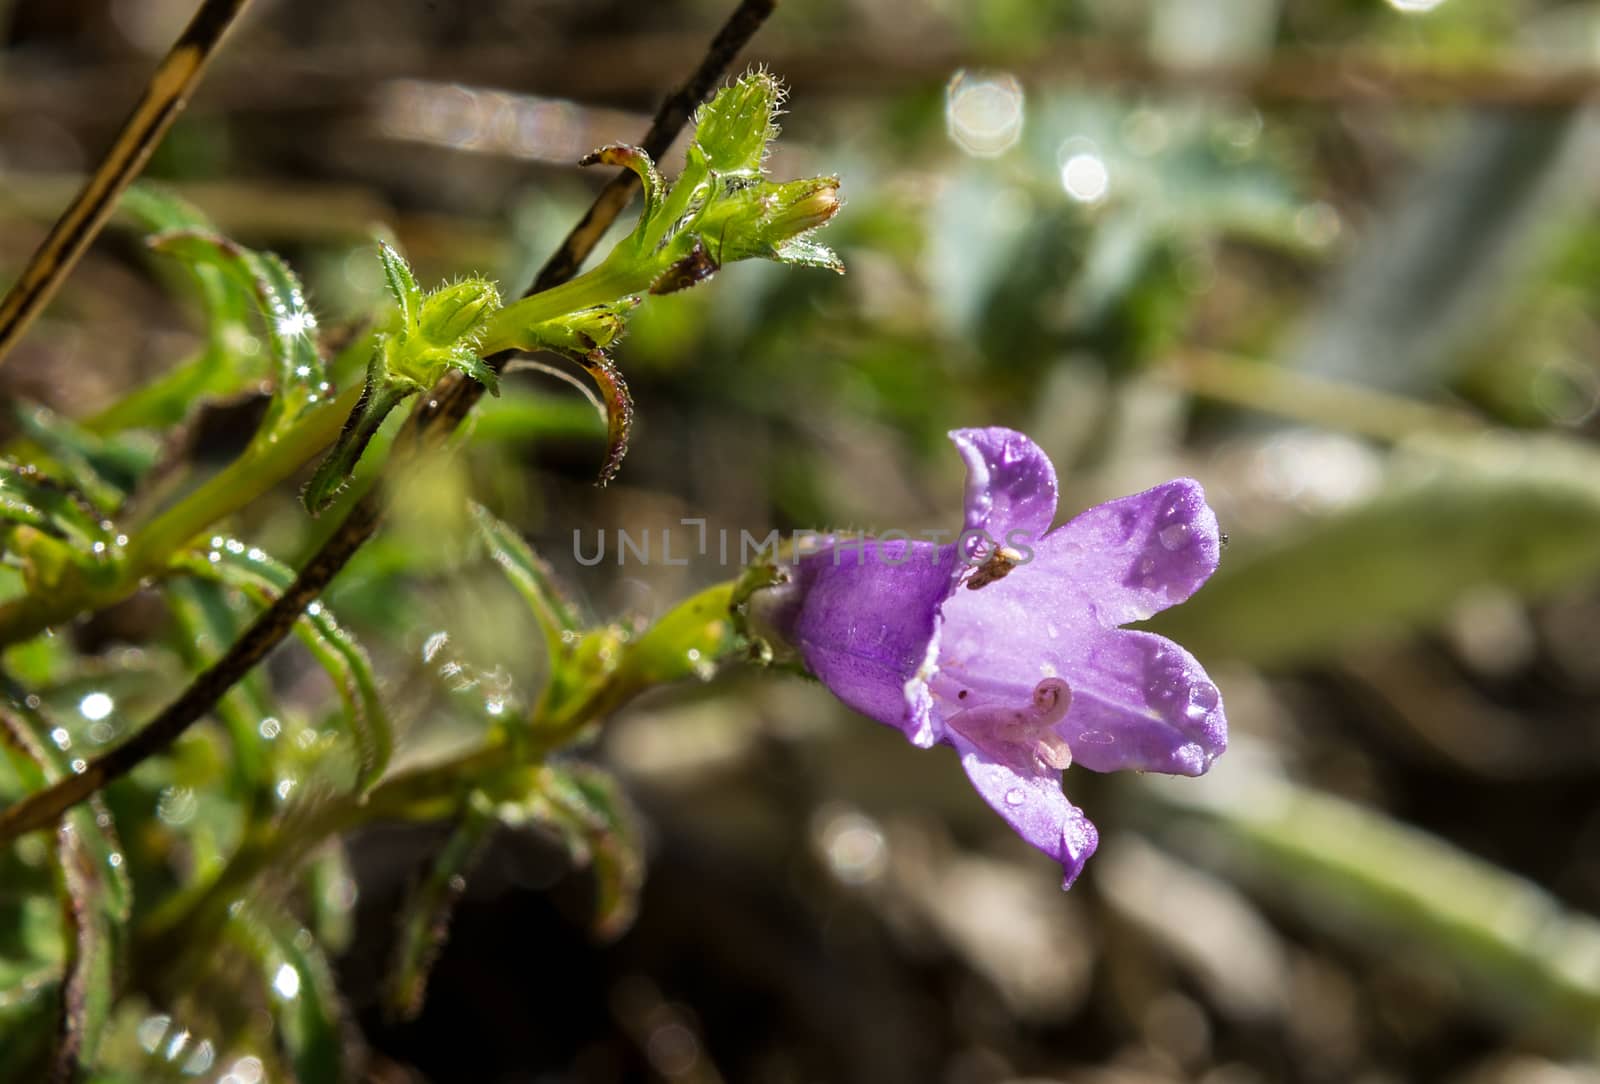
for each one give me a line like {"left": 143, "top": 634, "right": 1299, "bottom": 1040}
{"left": 1035, "top": 478, "right": 1221, "bottom": 628}
{"left": 951, "top": 428, "right": 1059, "bottom": 550}
{"left": 952, "top": 736, "right": 1099, "bottom": 889}
{"left": 763, "top": 539, "right": 958, "bottom": 743}
{"left": 1054, "top": 629, "right": 1225, "bottom": 775}
{"left": 935, "top": 579, "right": 1225, "bottom": 776}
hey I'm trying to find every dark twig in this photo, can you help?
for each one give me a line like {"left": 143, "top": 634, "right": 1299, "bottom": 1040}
{"left": 0, "top": 0, "right": 253, "bottom": 368}
{"left": 0, "top": 0, "right": 781, "bottom": 845}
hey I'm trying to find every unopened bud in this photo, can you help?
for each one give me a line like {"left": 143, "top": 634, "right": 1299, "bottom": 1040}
{"left": 693, "top": 71, "right": 783, "bottom": 175}
{"left": 764, "top": 176, "right": 842, "bottom": 240}
{"left": 418, "top": 278, "right": 501, "bottom": 345}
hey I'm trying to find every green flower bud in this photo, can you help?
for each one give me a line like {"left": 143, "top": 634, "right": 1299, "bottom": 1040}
{"left": 698, "top": 175, "right": 844, "bottom": 270}
{"left": 691, "top": 70, "right": 783, "bottom": 176}
{"left": 771, "top": 176, "right": 841, "bottom": 234}
{"left": 418, "top": 278, "right": 501, "bottom": 345}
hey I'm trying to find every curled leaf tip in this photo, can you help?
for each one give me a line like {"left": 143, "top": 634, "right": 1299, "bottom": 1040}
{"left": 576, "top": 350, "right": 632, "bottom": 486}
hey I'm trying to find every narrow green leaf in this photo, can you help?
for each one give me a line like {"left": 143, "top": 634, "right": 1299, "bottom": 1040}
{"left": 52, "top": 816, "right": 117, "bottom": 1078}
{"left": 469, "top": 501, "right": 579, "bottom": 671}
{"left": 147, "top": 229, "right": 328, "bottom": 423}
{"left": 11, "top": 405, "right": 156, "bottom": 514}
{"left": 118, "top": 182, "right": 213, "bottom": 234}
{"left": 384, "top": 795, "right": 494, "bottom": 1021}
{"left": 0, "top": 462, "right": 111, "bottom": 550}
{"left": 303, "top": 843, "right": 357, "bottom": 954}
{"left": 301, "top": 367, "right": 417, "bottom": 516}
{"left": 0, "top": 706, "right": 130, "bottom": 1080}
{"left": 229, "top": 905, "right": 344, "bottom": 1084}
{"left": 174, "top": 540, "right": 392, "bottom": 792}
{"left": 93, "top": 186, "right": 261, "bottom": 432}
{"left": 375, "top": 241, "right": 422, "bottom": 329}
{"left": 773, "top": 237, "right": 845, "bottom": 273}
{"left": 529, "top": 764, "right": 644, "bottom": 940}
{"left": 444, "top": 346, "right": 500, "bottom": 397}
{"left": 579, "top": 144, "right": 666, "bottom": 231}
{"left": 0, "top": 708, "right": 131, "bottom": 923}
{"left": 163, "top": 577, "right": 276, "bottom": 799}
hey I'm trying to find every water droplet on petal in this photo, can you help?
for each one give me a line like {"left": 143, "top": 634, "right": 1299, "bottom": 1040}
{"left": 1003, "top": 787, "right": 1025, "bottom": 806}
{"left": 1158, "top": 523, "right": 1191, "bottom": 551}
{"left": 1077, "top": 729, "right": 1116, "bottom": 745}
{"left": 1186, "top": 680, "right": 1220, "bottom": 718}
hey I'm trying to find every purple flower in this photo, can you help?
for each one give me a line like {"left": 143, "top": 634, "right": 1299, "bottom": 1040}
{"left": 754, "top": 427, "right": 1226, "bottom": 888}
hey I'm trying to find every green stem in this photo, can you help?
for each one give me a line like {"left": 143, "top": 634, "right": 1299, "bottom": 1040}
{"left": 478, "top": 250, "right": 662, "bottom": 354}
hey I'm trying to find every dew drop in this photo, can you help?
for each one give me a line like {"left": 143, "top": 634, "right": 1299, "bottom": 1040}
{"left": 183, "top": 1039, "right": 215, "bottom": 1076}
{"left": 1003, "top": 787, "right": 1025, "bottom": 806}
{"left": 271, "top": 963, "right": 301, "bottom": 1000}
{"left": 1137, "top": 555, "right": 1157, "bottom": 575}
{"left": 1077, "top": 729, "right": 1116, "bottom": 745}
{"left": 421, "top": 631, "right": 449, "bottom": 662}
{"left": 79, "top": 691, "right": 113, "bottom": 721}
{"left": 1186, "top": 681, "right": 1220, "bottom": 717}
{"left": 1158, "top": 523, "right": 1191, "bottom": 551}
{"left": 137, "top": 1013, "right": 171, "bottom": 1053}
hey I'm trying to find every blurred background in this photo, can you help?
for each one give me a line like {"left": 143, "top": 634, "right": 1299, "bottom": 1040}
{"left": 7, "top": 0, "right": 1600, "bottom": 1081}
